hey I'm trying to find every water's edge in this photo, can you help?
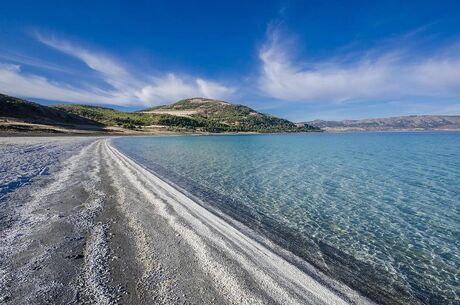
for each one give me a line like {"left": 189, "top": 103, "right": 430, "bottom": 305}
{"left": 107, "top": 139, "right": 375, "bottom": 305}
{"left": 110, "top": 138, "right": 421, "bottom": 305}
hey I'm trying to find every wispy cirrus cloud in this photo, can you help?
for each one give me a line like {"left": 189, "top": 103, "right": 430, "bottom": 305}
{"left": 0, "top": 63, "right": 127, "bottom": 104}
{"left": 258, "top": 28, "right": 460, "bottom": 103}
{"left": 0, "top": 33, "right": 235, "bottom": 106}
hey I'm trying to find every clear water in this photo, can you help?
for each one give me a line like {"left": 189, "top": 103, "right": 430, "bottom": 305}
{"left": 113, "top": 133, "right": 460, "bottom": 304}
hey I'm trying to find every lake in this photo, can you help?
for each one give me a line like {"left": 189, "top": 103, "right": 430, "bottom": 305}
{"left": 113, "top": 132, "right": 460, "bottom": 304}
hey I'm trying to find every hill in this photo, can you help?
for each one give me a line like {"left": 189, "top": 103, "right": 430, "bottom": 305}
{"left": 0, "top": 94, "right": 102, "bottom": 126}
{"left": 140, "top": 97, "right": 318, "bottom": 132}
{"left": 55, "top": 97, "right": 319, "bottom": 132}
{"left": 0, "top": 93, "right": 319, "bottom": 134}
{"left": 305, "top": 115, "right": 460, "bottom": 132}
{"left": 0, "top": 94, "right": 104, "bottom": 133}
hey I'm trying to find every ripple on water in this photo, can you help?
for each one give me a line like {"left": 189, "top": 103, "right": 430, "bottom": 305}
{"left": 113, "top": 133, "right": 460, "bottom": 304}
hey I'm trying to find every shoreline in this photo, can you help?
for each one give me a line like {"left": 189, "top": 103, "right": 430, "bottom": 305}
{"left": 2, "top": 128, "right": 459, "bottom": 138}
{"left": 111, "top": 137, "right": 425, "bottom": 305}
{"left": 106, "top": 139, "right": 375, "bottom": 304}
{"left": 1, "top": 136, "right": 373, "bottom": 304}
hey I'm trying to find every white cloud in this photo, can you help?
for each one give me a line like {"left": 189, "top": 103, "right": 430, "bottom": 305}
{"left": 196, "top": 78, "right": 235, "bottom": 100}
{"left": 136, "top": 74, "right": 235, "bottom": 103}
{"left": 0, "top": 63, "right": 21, "bottom": 72}
{"left": 37, "top": 34, "right": 128, "bottom": 79}
{"left": 0, "top": 34, "right": 235, "bottom": 106}
{"left": 0, "top": 64, "right": 133, "bottom": 105}
{"left": 259, "top": 30, "right": 460, "bottom": 103}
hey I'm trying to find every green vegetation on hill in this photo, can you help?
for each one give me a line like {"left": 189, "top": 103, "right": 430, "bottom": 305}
{"left": 141, "top": 98, "right": 319, "bottom": 132}
{"left": 0, "top": 93, "right": 319, "bottom": 133}
{"left": 53, "top": 98, "right": 320, "bottom": 132}
{"left": 52, "top": 104, "right": 205, "bottom": 130}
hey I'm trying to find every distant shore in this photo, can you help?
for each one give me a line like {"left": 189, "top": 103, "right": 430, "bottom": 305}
{"left": 3, "top": 119, "right": 460, "bottom": 137}
{"left": 317, "top": 127, "right": 460, "bottom": 132}
{"left": 0, "top": 122, "right": 262, "bottom": 137}
{"left": 0, "top": 136, "right": 372, "bottom": 304}
{"left": 4, "top": 121, "right": 460, "bottom": 136}
{"left": 0, "top": 120, "right": 314, "bottom": 137}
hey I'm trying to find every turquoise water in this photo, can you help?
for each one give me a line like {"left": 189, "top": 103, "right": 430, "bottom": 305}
{"left": 113, "top": 133, "right": 460, "bottom": 304}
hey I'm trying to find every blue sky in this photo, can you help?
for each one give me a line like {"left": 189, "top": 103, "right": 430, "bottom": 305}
{"left": 1, "top": 0, "right": 460, "bottom": 121}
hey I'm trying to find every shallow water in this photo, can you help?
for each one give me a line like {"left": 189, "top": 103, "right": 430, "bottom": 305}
{"left": 113, "top": 133, "right": 460, "bottom": 304}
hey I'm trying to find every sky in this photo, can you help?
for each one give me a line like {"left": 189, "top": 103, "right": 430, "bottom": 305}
{"left": 1, "top": 0, "right": 460, "bottom": 121}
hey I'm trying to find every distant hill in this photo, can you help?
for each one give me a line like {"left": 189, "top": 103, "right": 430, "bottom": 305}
{"left": 305, "top": 115, "right": 460, "bottom": 132}
{"left": 140, "top": 97, "right": 318, "bottom": 132}
{"left": 0, "top": 94, "right": 103, "bottom": 129}
{"left": 0, "top": 93, "right": 319, "bottom": 133}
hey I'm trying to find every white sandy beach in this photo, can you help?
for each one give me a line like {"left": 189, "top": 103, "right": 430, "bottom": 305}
{"left": 0, "top": 137, "right": 375, "bottom": 304}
